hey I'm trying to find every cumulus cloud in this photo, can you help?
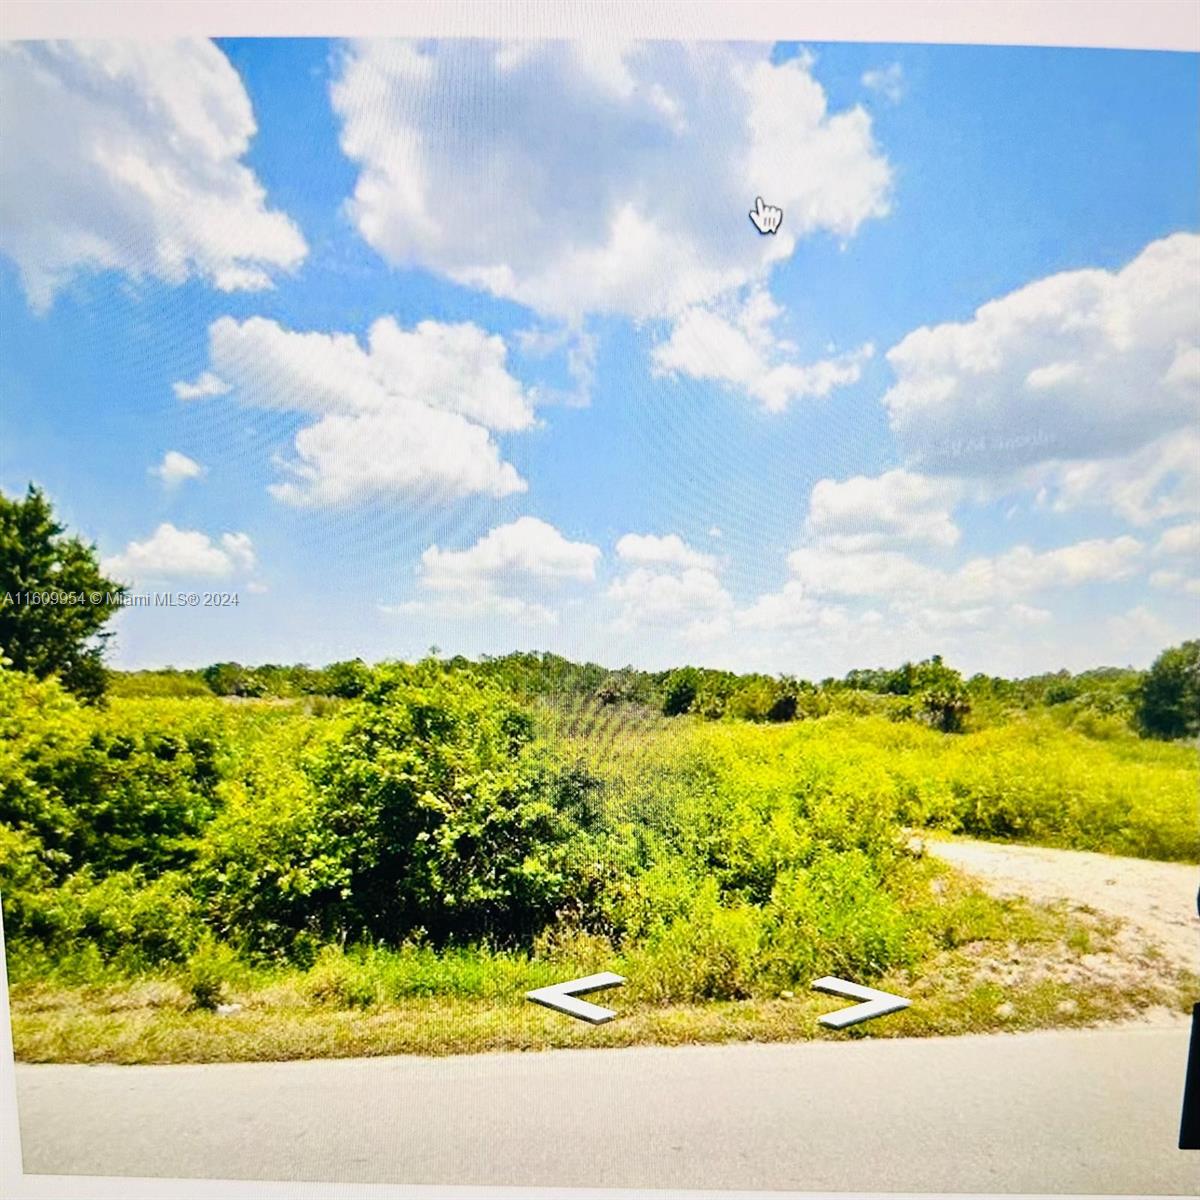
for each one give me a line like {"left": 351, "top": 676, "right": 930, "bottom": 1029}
{"left": 881, "top": 234, "right": 1199, "bottom": 479}
{"left": 182, "top": 315, "right": 535, "bottom": 505}
{"left": 404, "top": 517, "right": 599, "bottom": 627}
{"left": 805, "top": 469, "right": 961, "bottom": 550}
{"left": 737, "top": 580, "right": 855, "bottom": 633}
{"left": 786, "top": 535, "right": 1143, "bottom": 608}
{"left": 331, "top": 41, "right": 890, "bottom": 324}
{"left": 382, "top": 594, "right": 558, "bottom": 626}
{"left": 0, "top": 41, "right": 306, "bottom": 311}
{"left": 609, "top": 526, "right": 732, "bottom": 634}
{"left": 103, "top": 523, "right": 254, "bottom": 582}
{"left": 418, "top": 517, "right": 600, "bottom": 591}
{"left": 608, "top": 565, "right": 733, "bottom": 633}
{"left": 615, "top": 532, "right": 715, "bottom": 571}
{"left": 862, "top": 63, "right": 904, "bottom": 104}
{"left": 652, "top": 289, "right": 873, "bottom": 411}
{"left": 1031, "top": 428, "right": 1200, "bottom": 527}
{"left": 1155, "top": 521, "right": 1200, "bottom": 558}
{"left": 173, "top": 371, "right": 230, "bottom": 401}
{"left": 150, "top": 450, "right": 204, "bottom": 488}
{"left": 1149, "top": 570, "right": 1200, "bottom": 597}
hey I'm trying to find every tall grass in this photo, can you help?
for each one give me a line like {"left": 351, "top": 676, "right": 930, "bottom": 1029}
{"left": 568, "top": 714, "right": 1199, "bottom": 863}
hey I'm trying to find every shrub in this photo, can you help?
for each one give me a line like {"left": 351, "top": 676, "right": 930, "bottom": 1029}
{"left": 1137, "top": 640, "right": 1200, "bottom": 740}
{"left": 184, "top": 937, "right": 240, "bottom": 1010}
{"left": 305, "top": 945, "right": 378, "bottom": 1009}
{"left": 661, "top": 667, "right": 701, "bottom": 716}
{"left": 629, "top": 881, "right": 764, "bottom": 1001}
{"left": 198, "top": 661, "right": 597, "bottom": 954}
{"left": 0, "top": 667, "right": 224, "bottom": 880}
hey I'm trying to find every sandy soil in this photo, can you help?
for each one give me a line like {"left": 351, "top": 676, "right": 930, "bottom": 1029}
{"left": 926, "top": 836, "right": 1199, "bottom": 973}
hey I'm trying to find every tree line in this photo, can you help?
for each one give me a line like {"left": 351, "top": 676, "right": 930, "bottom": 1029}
{"left": 4, "top": 483, "right": 1198, "bottom": 740}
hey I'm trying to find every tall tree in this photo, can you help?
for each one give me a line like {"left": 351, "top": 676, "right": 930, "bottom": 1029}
{"left": 0, "top": 485, "right": 125, "bottom": 700}
{"left": 1136, "top": 640, "right": 1200, "bottom": 740}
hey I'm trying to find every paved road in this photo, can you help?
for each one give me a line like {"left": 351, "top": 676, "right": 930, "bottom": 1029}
{"left": 16, "top": 1024, "right": 1196, "bottom": 1192}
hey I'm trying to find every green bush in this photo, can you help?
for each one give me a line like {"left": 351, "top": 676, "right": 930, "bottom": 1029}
{"left": 4, "top": 648, "right": 1197, "bottom": 1012}
{"left": 197, "top": 661, "right": 599, "bottom": 955}
{"left": 184, "top": 937, "right": 241, "bottom": 1011}
{"left": 305, "top": 945, "right": 378, "bottom": 1008}
{"left": 1137, "top": 640, "right": 1200, "bottom": 740}
{"left": 0, "top": 667, "right": 223, "bottom": 881}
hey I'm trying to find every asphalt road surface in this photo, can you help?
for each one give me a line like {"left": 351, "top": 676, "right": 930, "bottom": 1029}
{"left": 16, "top": 1023, "right": 1196, "bottom": 1193}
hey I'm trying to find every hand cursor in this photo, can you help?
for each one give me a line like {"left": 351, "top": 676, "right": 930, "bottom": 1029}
{"left": 749, "top": 196, "right": 783, "bottom": 235}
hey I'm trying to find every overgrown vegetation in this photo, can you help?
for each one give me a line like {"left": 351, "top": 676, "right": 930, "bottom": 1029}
{"left": 2, "top": 648, "right": 1196, "bottom": 1061}
{"left": 1, "top": 487, "right": 1196, "bottom": 1062}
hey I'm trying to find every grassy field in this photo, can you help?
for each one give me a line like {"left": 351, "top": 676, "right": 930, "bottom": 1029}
{"left": 2, "top": 661, "right": 1197, "bottom": 1064}
{"left": 11, "top": 884, "right": 1193, "bottom": 1064}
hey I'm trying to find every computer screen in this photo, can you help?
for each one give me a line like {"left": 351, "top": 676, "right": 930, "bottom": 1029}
{"left": 1, "top": 4, "right": 1197, "bottom": 1198}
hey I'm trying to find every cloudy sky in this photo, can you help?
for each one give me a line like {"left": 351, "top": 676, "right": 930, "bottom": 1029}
{"left": 1, "top": 38, "right": 1197, "bottom": 678}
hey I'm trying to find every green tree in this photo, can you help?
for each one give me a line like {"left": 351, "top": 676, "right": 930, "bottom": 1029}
{"left": 911, "top": 655, "right": 971, "bottom": 733}
{"left": 201, "top": 661, "right": 595, "bottom": 951}
{"left": 323, "top": 658, "right": 371, "bottom": 698}
{"left": 1136, "top": 640, "right": 1200, "bottom": 740}
{"left": 662, "top": 667, "right": 701, "bottom": 716}
{"left": 0, "top": 485, "right": 124, "bottom": 700}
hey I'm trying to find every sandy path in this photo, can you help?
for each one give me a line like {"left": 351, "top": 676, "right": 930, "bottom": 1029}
{"left": 927, "top": 836, "right": 1199, "bottom": 972}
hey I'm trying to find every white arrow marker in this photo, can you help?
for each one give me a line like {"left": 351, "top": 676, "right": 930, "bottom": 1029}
{"left": 526, "top": 972, "right": 625, "bottom": 1024}
{"left": 812, "top": 976, "right": 911, "bottom": 1029}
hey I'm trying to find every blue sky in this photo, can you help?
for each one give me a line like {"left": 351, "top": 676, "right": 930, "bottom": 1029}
{"left": 1, "top": 38, "right": 1197, "bottom": 677}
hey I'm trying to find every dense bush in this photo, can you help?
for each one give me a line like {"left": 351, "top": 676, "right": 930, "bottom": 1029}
{"left": 0, "top": 668, "right": 222, "bottom": 882}
{"left": 197, "top": 661, "right": 601, "bottom": 955}
{"left": 3, "top": 648, "right": 1196, "bottom": 1007}
{"left": 1137, "top": 640, "right": 1200, "bottom": 740}
{"left": 108, "top": 669, "right": 214, "bottom": 699}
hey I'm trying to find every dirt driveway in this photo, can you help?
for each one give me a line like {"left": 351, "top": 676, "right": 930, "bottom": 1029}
{"left": 927, "top": 836, "right": 1199, "bottom": 973}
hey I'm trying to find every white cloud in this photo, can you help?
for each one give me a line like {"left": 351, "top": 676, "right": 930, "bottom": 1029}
{"left": 419, "top": 517, "right": 600, "bottom": 591}
{"left": 331, "top": 41, "right": 890, "bottom": 324}
{"left": 150, "top": 450, "right": 204, "bottom": 488}
{"left": 103, "top": 524, "right": 254, "bottom": 582}
{"left": 608, "top": 565, "right": 733, "bottom": 632}
{"left": 883, "top": 234, "right": 1200, "bottom": 477}
{"left": 1009, "top": 603, "right": 1053, "bottom": 625}
{"left": 402, "top": 517, "right": 599, "bottom": 627}
{"left": 786, "top": 535, "right": 1143, "bottom": 607}
{"left": 737, "top": 580, "right": 853, "bottom": 633}
{"left": 608, "top": 526, "right": 732, "bottom": 634}
{"left": 382, "top": 594, "right": 558, "bottom": 626}
{"left": 1105, "top": 604, "right": 1184, "bottom": 663}
{"left": 861, "top": 63, "right": 904, "bottom": 104}
{"left": 652, "top": 289, "right": 873, "bottom": 411}
{"left": 206, "top": 315, "right": 534, "bottom": 430}
{"left": 173, "top": 371, "right": 230, "bottom": 401}
{"left": 1031, "top": 428, "right": 1200, "bottom": 527}
{"left": 615, "top": 532, "right": 715, "bottom": 571}
{"left": 1149, "top": 570, "right": 1200, "bottom": 597}
{"left": 805, "top": 469, "right": 961, "bottom": 550}
{"left": 0, "top": 41, "right": 306, "bottom": 311}
{"left": 184, "top": 315, "right": 535, "bottom": 505}
{"left": 1155, "top": 521, "right": 1200, "bottom": 558}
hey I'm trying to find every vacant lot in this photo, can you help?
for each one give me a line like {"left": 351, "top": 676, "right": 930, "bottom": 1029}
{"left": 2, "top": 660, "right": 1196, "bottom": 1062}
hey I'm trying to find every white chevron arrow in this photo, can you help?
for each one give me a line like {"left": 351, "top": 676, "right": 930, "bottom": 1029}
{"left": 812, "top": 976, "right": 912, "bottom": 1029}
{"left": 526, "top": 972, "right": 625, "bottom": 1024}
